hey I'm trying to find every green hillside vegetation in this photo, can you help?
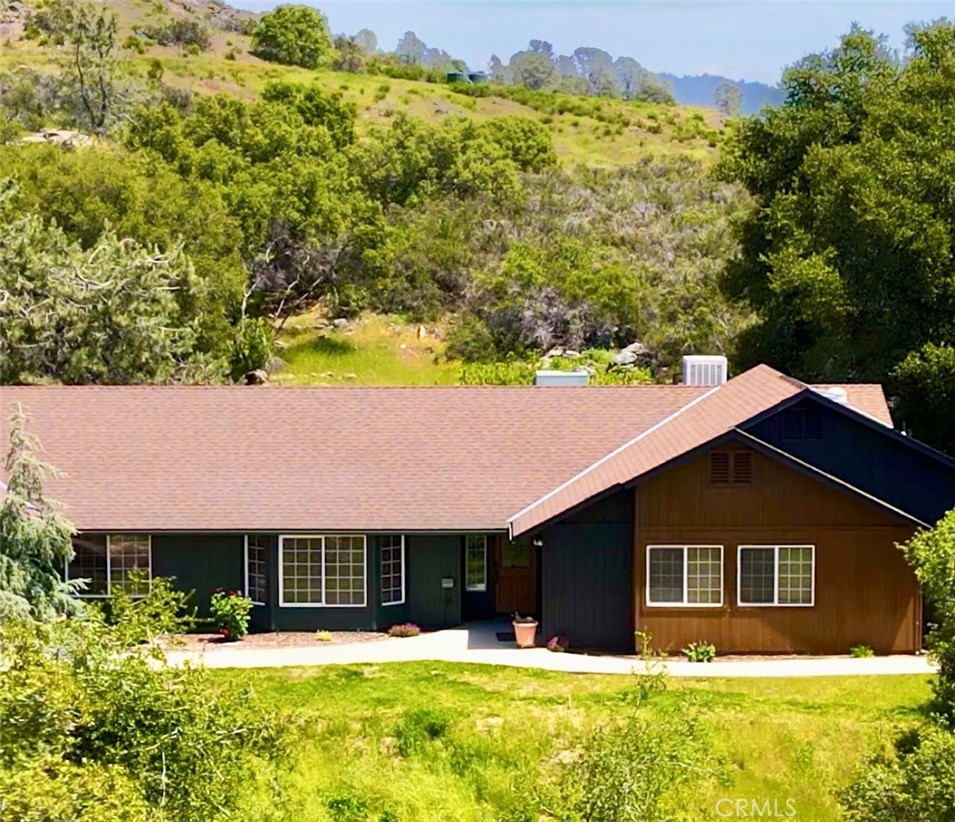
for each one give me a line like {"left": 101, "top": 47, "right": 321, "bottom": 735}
{"left": 3, "top": 0, "right": 724, "bottom": 166}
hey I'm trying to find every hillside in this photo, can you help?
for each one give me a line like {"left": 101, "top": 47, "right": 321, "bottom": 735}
{"left": 2, "top": 0, "right": 725, "bottom": 166}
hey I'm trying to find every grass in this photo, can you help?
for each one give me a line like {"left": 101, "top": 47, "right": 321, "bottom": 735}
{"left": 3, "top": 0, "right": 724, "bottom": 167}
{"left": 215, "top": 662, "right": 931, "bottom": 820}
{"left": 273, "top": 313, "right": 460, "bottom": 386}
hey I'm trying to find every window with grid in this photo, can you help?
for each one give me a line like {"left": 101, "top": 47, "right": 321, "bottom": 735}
{"left": 325, "top": 536, "right": 366, "bottom": 606}
{"left": 280, "top": 536, "right": 324, "bottom": 605}
{"left": 646, "top": 546, "right": 723, "bottom": 606}
{"left": 245, "top": 535, "right": 269, "bottom": 604}
{"left": 279, "top": 535, "right": 366, "bottom": 607}
{"left": 738, "top": 545, "right": 814, "bottom": 606}
{"left": 67, "top": 534, "right": 109, "bottom": 596}
{"left": 466, "top": 535, "right": 487, "bottom": 591}
{"left": 381, "top": 535, "right": 405, "bottom": 606}
{"left": 67, "top": 535, "right": 151, "bottom": 597}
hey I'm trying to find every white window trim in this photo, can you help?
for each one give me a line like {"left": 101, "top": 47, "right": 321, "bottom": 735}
{"left": 645, "top": 544, "right": 724, "bottom": 608}
{"left": 244, "top": 535, "right": 267, "bottom": 606}
{"left": 737, "top": 544, "right": 815, "bottom": 607}
{"left": 381, "top": 535, "right": 406, "bottom": 606}
{"left": 66, "top": 534, "right": 152, "bottom": 598}
{"left": 278, "top": 534, "right": 367, "bottom": 608}
{"left": 465, "top": 534, "right": 487, "bottom": 592}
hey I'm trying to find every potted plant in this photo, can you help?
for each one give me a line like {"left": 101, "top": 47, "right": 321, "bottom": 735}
{"left": 512, "top": 613, "right": 538, "bottom": 648}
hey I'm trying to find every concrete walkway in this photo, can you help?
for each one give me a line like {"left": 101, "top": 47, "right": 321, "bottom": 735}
{"left": 166, "top": 622, "right": 935, "bottom": 677}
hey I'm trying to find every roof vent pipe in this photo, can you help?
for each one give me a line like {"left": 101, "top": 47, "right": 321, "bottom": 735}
{"left": 682, "top": 355, "right": 728, "bottom": 387}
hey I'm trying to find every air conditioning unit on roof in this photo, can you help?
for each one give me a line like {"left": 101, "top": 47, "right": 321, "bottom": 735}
{"left": 682, "top": 355, "right": 728, "bottom": 387}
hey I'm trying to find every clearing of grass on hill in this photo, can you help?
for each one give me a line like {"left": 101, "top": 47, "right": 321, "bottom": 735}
{"left": 274, "top": 313, "right": 460, "bottom": 386}
{"left": 213, "top": 662, "right": 931, "bottom": 821}
{"left": 2, "top": 0, "right": 724, "bottom": 166}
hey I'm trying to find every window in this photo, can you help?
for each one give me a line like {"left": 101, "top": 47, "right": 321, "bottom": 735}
{"left": 738, "top": 545, "right": 814, "bottom": 606}
{"left": 709, "top": 451, "right": 753, "bottom": 485}
{"left": 782, "top": 408, "right": 823, "bottom": 440}
{"left": 66, "top": 534, "right": 151, "bottom": 597}
{"left": 646, "top": 545, "right": 723, "bottom": 606}
{"left": 279, "top": 535, "right": 366, "bottom": 607}
{"left": 381, "top": 535, "right": 405, "bottom": 606}
{"left": 245, "top": 535, "right": 269, "bottom": 605}
{"left": 465, "top": 535, "right": 487, "bottom": 591}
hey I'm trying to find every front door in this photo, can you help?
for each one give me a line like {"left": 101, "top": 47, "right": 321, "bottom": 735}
{"left": 495, "top": 540, "right": 537, "bottom": 615}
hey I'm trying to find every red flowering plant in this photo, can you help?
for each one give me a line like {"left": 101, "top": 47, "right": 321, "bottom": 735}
{"left": 209, "top": 588, "right": 253, "bottom": 641}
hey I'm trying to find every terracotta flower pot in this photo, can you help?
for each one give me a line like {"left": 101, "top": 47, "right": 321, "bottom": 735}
{"left": 513, "top": 620, "right": 538, "bottom": 648}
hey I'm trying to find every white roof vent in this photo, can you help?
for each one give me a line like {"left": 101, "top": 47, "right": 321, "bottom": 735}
{"left": 534, "top": 370, "right": 589, "bottom": 386}
{"left": 816, "top": 386, "right": 849, "bottom": 405}
{"left": 682, "top": 355, "right": 728, "bottom": 387}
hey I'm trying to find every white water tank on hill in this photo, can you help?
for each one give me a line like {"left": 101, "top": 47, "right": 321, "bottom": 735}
{"left": 682, "top": 355, "right": 728, "bottom": 387}
{"left": 534, "top": 370, "right": 589, "bottom": 386}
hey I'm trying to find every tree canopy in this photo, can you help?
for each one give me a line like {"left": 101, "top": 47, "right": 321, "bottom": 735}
{"left": 250, "top": 4, "right": 335, "bottom": 69}
{"left": 720, "top": 21, "right": 955, "bottom": 453}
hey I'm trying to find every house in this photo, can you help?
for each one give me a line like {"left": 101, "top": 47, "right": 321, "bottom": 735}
{"left": 2, "top": 361, "right": 952, "bottom": 655}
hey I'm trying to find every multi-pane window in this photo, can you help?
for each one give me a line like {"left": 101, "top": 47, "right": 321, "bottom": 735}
{"left": 279, "top": 535, "right": 366, "bottom": 607}
{"left": 381, "top": 535, "right": 405, "bottom": 606}
{"left": 738, "top": 545, "right": 814, "bottom": 606}
{"left": 325, "top": 536, "right": 365, "bottom": 606}
{"left": 245, "top": 535, "right": 269, "bottom": 604}
{"left": 465, "top": 535, "right": 487, "bottom": 591}
{"left": 67, "top": 534, "right": 151, "bottom": 597}
{"left": 646, "top": 545, "right": 723, "bottom": 606}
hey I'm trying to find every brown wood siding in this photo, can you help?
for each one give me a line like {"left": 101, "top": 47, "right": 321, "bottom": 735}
{"left": 634, "top": 447, "right": 921, "bottom": 655}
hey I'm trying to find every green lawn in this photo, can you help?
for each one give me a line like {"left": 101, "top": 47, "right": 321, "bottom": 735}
{"left": 214, "top": 662, "right": 931, "bottom": 821}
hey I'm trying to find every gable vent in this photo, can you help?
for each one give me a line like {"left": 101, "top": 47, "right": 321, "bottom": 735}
{"left": 709, "top": 451, "right": 731, "bottom": 484}
{"left": 732, "top": 451, "right": 753, "bottom": 484}
{"left": 709, "top": 450, "right": 752, "bottom": 486}
{"left": 782, "top": 408, "right": 824, "bottom": 440}
{"left": 682, "top": 355, "right": 728, "bottom": 386}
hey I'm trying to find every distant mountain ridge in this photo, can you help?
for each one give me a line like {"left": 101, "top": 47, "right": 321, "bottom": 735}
{"left": 660, "top": 73, "right": 784, "bottom": 114}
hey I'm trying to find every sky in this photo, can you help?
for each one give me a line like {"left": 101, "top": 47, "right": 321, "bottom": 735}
{"left": 242, "top": 1, "right": 951, "bottom": 84}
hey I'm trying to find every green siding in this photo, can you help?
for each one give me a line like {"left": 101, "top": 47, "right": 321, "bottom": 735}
{"left": 151, "top": 534, "right": 244, "bottom": 617}
{"left": 405, "top": 535, "right": 462, "bottom": 627}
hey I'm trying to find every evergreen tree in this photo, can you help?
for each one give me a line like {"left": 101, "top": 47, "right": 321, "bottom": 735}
{"left": 0, "top": 408, "right": 80, "bottom": 621}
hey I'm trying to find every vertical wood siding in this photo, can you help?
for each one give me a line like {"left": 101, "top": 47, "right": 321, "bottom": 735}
{"left": 541, "top": 492, "right": 633, "bottom": 650}
{"left": 634, "top": 447, "right": 922, "bottom": 654}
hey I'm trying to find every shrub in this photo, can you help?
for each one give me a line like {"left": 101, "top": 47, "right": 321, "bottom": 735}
{"left": 841, "top": 720, "right": 955, "bottom": 821}
{"left": 899, "top": 509, "right": 955, "bottom": 721}
{"left": 210, "top": 588, "right": 253, "bottom": 641}
{"left": 315, "top": 629, "right": 333, "bottom": 642}
{"left": 141, "top": 20, "right": 210, "bottom": 51}
{"left": 850, "top": 644, "right": 875, "bottom": 658}
{"left": 388, "top": 622, "right": 421, "bottom": 638}
{"left": 0, "top": 587, "right": 287, "bottom": 819}
{"left": 546, "top": 635, "right": 568, "bottom": 652}
{"left": 683, "top": 640, "right": 716, "bottom": 663}
{"left": 395, "top": 707, "right": 452, "bottom": 756}
{"left": 554, "top": 703, "right": 722, "bottom": 819}
{"left": 250, "top": 5, "right": 334, "bottom": 69}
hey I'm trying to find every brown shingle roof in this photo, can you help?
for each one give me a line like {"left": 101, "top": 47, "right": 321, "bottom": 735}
{"left": 508, "top": 366, "right": 891, "bottom": 536}
{"left": 0, "top": 384, "right": 706, "bottom": 532}
{"left": 0, "top": 372, "right": 893, "bottom": 534}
